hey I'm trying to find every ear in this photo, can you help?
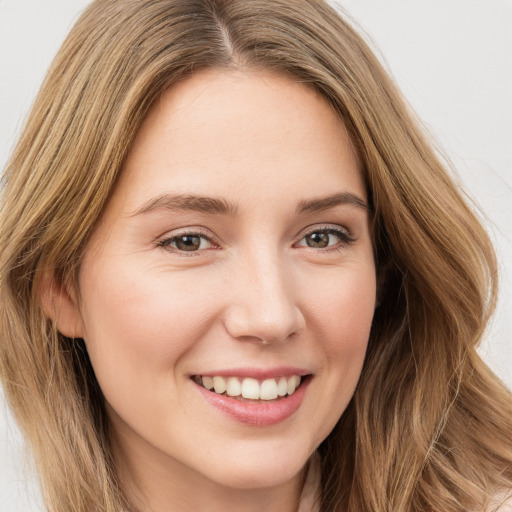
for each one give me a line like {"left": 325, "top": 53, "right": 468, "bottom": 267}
{"left": 39, "top": 271, "right": 85, "bottom": 338}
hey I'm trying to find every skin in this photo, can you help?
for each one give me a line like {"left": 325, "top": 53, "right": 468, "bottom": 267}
{"left": 50, "top": 69, "right": 377, "bottom": 511}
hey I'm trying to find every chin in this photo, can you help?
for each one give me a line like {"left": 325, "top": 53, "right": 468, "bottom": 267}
{"left": 200, "top": 445, "right": 312, "bottom": 490}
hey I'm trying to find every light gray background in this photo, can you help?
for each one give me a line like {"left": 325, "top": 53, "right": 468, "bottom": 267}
{"left": 1, "top": 1, "right": 511, "bottom": 510}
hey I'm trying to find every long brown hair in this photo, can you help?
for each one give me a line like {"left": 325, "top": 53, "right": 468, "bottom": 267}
{"left": 1, "top": 1, "right": 511, "bottom": 511}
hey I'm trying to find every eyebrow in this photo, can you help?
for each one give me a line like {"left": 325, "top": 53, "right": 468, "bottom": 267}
{"left": 130, "top": 191, "right": 370, "bottom": 218}
{"left": 129, "top": 193, "right": 239, "bottom": 217}
{"left": 296, "top": 192, "right": 370, "bottom": 214}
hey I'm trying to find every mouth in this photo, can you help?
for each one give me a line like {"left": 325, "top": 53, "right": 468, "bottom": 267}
{"left": 192, "top": 374, "right": 309, "bottom": 402}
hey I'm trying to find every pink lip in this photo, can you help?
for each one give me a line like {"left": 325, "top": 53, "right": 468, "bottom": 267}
{"left": 198, "top": 366, "right": 311, "bottom": 380}
{"left": 194, "top": 375, "right": 311, "bottom": 427}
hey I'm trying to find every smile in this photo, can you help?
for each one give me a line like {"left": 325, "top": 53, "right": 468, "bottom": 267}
{"left": 195, "top": 375, "right": 303, "bottom": 401}
{"left": 192, "top": 372, "right": 312, "bottom": 426}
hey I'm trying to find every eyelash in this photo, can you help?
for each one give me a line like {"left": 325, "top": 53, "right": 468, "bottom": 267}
{"left": 295, "top": 226, "right": 356, "bottom": 252}
{"left": 156, "top": 225, "right": 355, "bottom": 255}
{"left": 156, "top": 228, "right": 217, "bottom": 255}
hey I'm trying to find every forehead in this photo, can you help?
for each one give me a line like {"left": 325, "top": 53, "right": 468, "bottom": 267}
{"left": 112, "top": 68, "right": 365, "bottom": 215}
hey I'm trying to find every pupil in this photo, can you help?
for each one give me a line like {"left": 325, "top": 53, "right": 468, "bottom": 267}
{"left": 177, "top": 235, "right": 200, "bottom": 251}
{"left": 307, "top": 232, "right": 329, "bottom": 248}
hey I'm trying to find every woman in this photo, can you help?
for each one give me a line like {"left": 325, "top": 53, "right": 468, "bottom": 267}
{"left": 0, "top": 1, "right": 511, "bottom": 511}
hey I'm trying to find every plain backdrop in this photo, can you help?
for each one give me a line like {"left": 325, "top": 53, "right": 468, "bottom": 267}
{"left": 1, "top": 1, "right": 511, "bottom": 510}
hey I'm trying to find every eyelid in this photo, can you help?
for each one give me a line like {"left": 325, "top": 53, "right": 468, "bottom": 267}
{"left": 293, "top": 224, "right": 356, "bottom": 248}
{"left": 154, "top": 223, "right": 355, "bottom": 255}
{"left": 156, "top": 226, "right": 220, "bottom": 254}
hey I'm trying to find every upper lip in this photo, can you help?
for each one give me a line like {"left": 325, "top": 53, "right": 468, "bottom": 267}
{"left": 193, "top": 366, "right": 312, "bottom": 380}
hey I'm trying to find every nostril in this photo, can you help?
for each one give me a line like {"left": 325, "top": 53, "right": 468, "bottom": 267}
{"left": 223, "top": 302, "right": 305, "bottom": 345}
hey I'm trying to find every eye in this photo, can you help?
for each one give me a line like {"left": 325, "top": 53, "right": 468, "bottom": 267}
{"left": 296, "top": 227, "right": 354, "bottom": 249}
{"left": 157, "top": 232, "right": 214, "bottom": 252}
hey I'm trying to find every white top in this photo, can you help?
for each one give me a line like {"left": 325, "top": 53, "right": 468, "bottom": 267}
{"left": 489, "top": 493, "right": 512, "bottom": 511}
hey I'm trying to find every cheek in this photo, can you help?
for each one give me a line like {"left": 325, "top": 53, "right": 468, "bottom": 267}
{"left": 295, "top": 263, "right": 375, "bottom": 447}
{"left": 309, "top": 262, "right": 376, "bottom": 352}
{"left": 78, "top": 258, "right": 219, "bottom": 388}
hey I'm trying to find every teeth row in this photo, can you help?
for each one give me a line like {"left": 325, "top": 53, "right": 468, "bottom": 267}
{"left": 201, "top": 375, "right": 302, "bottom": 400}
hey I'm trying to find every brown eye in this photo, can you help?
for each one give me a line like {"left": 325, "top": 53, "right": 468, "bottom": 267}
{"left": 175, "top": 235, "right": 202, "bottom": 251}
{"left": 297, "top": 227, "right": 354, "bottom": 249}
{"left": 158, "top": 233, "right": 213, "bottom": 252}
{"left": 305, "top": 232, "right": 330, "bottom": 248}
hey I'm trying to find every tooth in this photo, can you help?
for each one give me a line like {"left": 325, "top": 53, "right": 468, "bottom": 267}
{"left": 226, "top": 377, "right": 241, "bottom": 397}
{"left": 277, "top": 377, "right": 288, "bottom": 397}
{"left": 241, "top": 378, "right": 260, "bottom": 399}
{"left": 202, "top": 376, "right": 214, "bottom": 390}
{"left": 260, "top": 378, "right": 278, "bottom": 400}
{"left": 213, "top": 376, "right": 227, "bottom": 394}
{"left": 209, "top": 375, "right": 303, "bottom": 399}
{"left": 287, "top": 376, "right": 298, "bottom": 395}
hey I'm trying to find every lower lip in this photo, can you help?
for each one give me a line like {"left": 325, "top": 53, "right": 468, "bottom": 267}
{"left": 195, "top": 377, "right": 311, "bottom": 427}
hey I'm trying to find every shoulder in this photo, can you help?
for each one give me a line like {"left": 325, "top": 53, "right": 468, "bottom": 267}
{"left": 488, "top": 492, "right": 512, "bottom": 512}
{"left": 498, "top": 497, "right": 512, "bottom": 511}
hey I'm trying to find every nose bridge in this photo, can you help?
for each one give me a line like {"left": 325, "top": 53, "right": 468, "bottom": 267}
{"left": 224, "top": 245, "right": 304, "bottom": 343}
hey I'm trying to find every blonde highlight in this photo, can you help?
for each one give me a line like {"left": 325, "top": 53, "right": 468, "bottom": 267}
{"left": 1, "top": 1, "right": 511, "bottom": 511}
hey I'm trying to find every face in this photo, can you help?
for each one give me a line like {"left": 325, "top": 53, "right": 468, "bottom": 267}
{"left": 65, "top": 69, "right": 376, "bottom": 495}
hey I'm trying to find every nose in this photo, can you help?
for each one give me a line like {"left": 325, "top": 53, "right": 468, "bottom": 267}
{"left": 223, "top": 251, "right": 305, "bottom": 345}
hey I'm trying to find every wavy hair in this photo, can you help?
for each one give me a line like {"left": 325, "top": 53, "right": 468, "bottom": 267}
{"left": 1, "top": 1, "right": 511, "bottom": 511}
